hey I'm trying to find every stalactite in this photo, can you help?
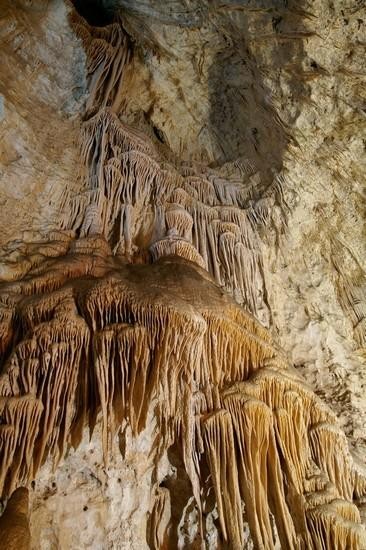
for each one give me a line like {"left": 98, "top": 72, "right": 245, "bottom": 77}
{"left": 217, "top": 363, "right": 366, "bottom": 548}
{"left": 93, "top": 323, "right": 150, "bottom": 460}
{"left": 64, "top": 9, "right": 276, "bottom": 316}
{"left": 306, "top": 503, "right": 366, "bottom": 550}
{"left": 0, "top": 5, "right": 365, "bottom": 549}
{"left": 202, "top": 410, "right": 244, "bottom": 549}
{"left": 0, "top": 238, "right": 365, "bottom": 547}
{"left": 148, "top": 487, "right": 170, "bottom": 550}
{"left": 70, "top": 12, "right": 131, "bottom": 115}
{"left": 222, "top": 392, "right": 298, "bottom": 549}
{"left": 165, "top": 204, "right": 193, "bottom": 240}
{"left": 309, "top": 423, "right": 354, "bottom": 502}
{"left": 0, "top": 396, "right": 43, "bottom": 496}
{"left": 70, "top": 94, "right": 269, "bottom": 311}
{"left": 150, "top": 237, "right": 206, "bottom": 269}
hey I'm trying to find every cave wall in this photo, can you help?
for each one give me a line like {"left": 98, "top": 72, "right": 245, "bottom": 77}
{"left": 0, "top": 0, "right": 87, "bottom": 247}
{"left": 0, "top": 0, "right": 365, "bottom": 548}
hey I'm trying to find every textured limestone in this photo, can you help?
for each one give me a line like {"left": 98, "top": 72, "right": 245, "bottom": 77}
{"left": 0, "top": 0, "right": 87, "bottom": 247}
{"left": 0, "top": 0, "right": 365, "bottom": 548}
{"left": 0, "top": 235, "right": 365, "bottom": 549}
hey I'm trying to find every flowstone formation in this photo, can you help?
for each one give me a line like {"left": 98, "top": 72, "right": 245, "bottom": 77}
{"left": 0, "top": 1, "right": 366, "bottom": 549}
{"left": 1, "top": 235, "right": 366, "bottom": 549}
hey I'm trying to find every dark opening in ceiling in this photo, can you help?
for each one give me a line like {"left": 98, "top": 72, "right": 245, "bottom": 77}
{"left": 72, "top": 0, "right": 117, "bottom": 26}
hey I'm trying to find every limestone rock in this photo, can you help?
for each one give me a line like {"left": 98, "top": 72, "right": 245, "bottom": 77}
{"left": 0, "top": 0, "right": 365, "bottom": 548}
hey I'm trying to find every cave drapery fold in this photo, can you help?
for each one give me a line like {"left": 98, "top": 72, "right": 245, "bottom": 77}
{"left": 0, "top": 2, "right": 365, "bottom": 549}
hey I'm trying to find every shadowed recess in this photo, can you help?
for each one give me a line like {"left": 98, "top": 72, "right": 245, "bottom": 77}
{"left": 72, "top": 0, "right": 118, "bottom": 26}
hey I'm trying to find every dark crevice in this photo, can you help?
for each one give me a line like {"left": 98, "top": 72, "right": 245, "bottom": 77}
{"left": 153, "top": 125, "right": 165, "bottom": 144}
{"left": 72, "top": 0, "right": 117, "bottom": 27}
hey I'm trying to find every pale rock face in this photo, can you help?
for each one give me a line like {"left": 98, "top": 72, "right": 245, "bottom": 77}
{"left": 31, "top": 422, "right": 155, "bottom": 550}
{"left": 0, "top": 0, "right": 87, "bottom": 246}
{"left": 0, "top": 0, "right": 366, "bottom": 548}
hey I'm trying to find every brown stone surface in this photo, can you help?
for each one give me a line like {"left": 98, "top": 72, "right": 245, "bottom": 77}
{"left": 0, "top": 0, "right": 365, "bottom": 548}
{"left": 0, "top": 488, "right": 30, "bottom": 550}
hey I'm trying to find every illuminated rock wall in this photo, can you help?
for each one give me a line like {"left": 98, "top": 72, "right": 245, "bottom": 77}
{"left": 0, "top": 1, "right": 365, "bottom": 548}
